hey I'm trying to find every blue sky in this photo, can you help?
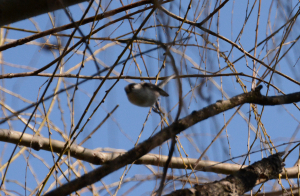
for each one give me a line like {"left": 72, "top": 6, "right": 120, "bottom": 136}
{"left": 1, "top": 0, "right": 300, "bottom": 195}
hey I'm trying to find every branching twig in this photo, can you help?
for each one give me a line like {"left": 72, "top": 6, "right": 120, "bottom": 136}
{"left": 165, "top": 152, "right": 285, "bottom": 196}
{"left": 44, "top": 86, "right": 300, "bottom": 195}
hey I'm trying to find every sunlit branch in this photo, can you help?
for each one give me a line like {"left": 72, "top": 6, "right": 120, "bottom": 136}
{"left": 44, "top": 86, "right": 300, "bottom": 195}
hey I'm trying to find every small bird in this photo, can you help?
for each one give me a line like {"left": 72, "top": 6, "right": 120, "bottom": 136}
{"left": 124, "top": 75, "right": 175, "bottom": 107}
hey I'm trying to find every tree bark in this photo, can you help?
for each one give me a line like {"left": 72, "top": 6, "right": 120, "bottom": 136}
{"left": 0, "top": 0, "right": 87, "bottom": 26}
{"left": 44, "top": 86, "right": 298, "bottom": 196}
{"left": 165, "top": 152, "right": 285, "bottom": 196}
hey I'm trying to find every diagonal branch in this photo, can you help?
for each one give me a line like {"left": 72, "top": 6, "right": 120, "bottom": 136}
{"left": 0, "top": 0, "right": 86, "bottom": 26}
{"left": 0, "top": 0, "right": 171, "bottom": 52}
{"left": 43, "top": 86, "right": 300, "bottom": 195}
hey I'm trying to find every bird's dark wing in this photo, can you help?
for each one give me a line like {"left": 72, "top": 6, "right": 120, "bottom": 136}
{"left": 143, "top": 83, "right": 169, "bottom": 97}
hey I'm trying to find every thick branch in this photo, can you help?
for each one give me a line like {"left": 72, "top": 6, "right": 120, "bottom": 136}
{"left": 43, "top": 86, "right": 300, "bottom": 195}
{"left": 0, "top": 0, "right": 87, "bottom": 26}
{"left": 0, "top": 0, "right": 170, "bottom": 52}
{"left": 165, "top": 152, "right": 285, "bottom": 196}
{"left": 0, "top": 129, "right": 106, "bottom": 164}
{"left": 1, "top": 129, "right": 299, "bottom": 178}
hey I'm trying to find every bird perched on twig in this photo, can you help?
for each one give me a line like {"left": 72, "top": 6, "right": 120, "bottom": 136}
{"left": 124, "top": 75, "right": 175, "bottom": 107}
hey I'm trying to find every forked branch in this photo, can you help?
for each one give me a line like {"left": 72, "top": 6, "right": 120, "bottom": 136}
{"left": 44, "top": 86, "right": 300, "bottom": 195}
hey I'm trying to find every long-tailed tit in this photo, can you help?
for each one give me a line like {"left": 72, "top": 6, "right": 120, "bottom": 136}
{"left": 124, "top": 75, "right": 175, "bottom": 107}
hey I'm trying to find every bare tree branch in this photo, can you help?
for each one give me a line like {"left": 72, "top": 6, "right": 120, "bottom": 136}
{"left": 165, "top": 152, "right": 285, "bottom": 196}
{"left": 1, "top": 129, "right": 299, "bottom": 178}
{"left": 0, "top": 0, "right": 171, "bottom": 52}
{"left": 0, "top": 0, "right": 87, "bottom": 26}
{"left": 44, "top": 86, "right": 300, "bottom": 195}
{"left": 1, "top": 1, "right": 300, "bottom": 196}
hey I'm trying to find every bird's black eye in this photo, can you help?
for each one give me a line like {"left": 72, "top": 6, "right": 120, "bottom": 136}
{"left": 128, "top": 84, "right": 135, "bottom": 90}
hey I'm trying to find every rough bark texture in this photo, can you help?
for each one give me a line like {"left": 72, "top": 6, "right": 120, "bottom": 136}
{"left": 44, "top": 86, "right": 298, "bottom": 196}
{"left": 165, "top": 152, "right": 285, "bottom": 196}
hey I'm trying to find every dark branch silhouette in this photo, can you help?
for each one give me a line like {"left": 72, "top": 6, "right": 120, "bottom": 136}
{"left": 44, "top": 86, "right": 300, "bottom": 195}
